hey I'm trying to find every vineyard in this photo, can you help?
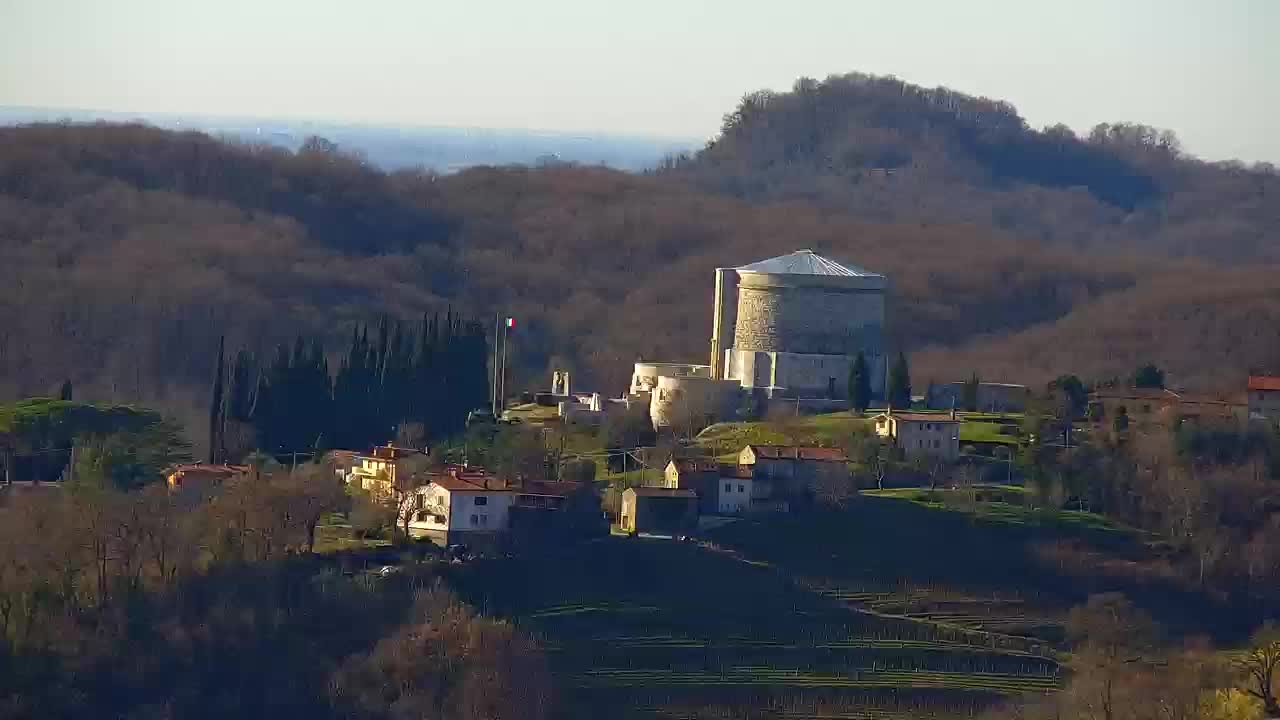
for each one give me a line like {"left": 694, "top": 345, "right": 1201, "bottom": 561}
{"left": 448, "top": 494, "right": 1097, "bottom": 718}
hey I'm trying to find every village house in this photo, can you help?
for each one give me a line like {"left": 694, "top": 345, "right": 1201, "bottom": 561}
{"left": 1090, "top": 387, "right": 1245, "bottom": 428}
{"left": 662, "top": 457, "right": 773, "bottom": 515}
{"left": 346, "top": 443, "right": 429, "bottom": 497}
{"left": 872, "top": 411, "right": 960, "bottom": 461}
{"left": 716, "top": 473, "right": 753, "bottom": 514}
{"left": 737, "top": 444, "right": 848, "bottom": 500}
{"left": 662, "top": 458, "right": 721, "bottom": 514}
{"left": 508, "top": 480, "right": 606, "bottom": 541}
{"left": 620, "top": 487, "right": 698, "bottom": 536}
{"left": 1089, "top": 387, "right": 1181, "bottom": 423}
{"left": 166, "top": 463, "right": 251, "bottom": 493}
{"left": 1248, "top": 375, "right": 1280, "bottom": 422}
{"left": 403, "top": 467, "right": 513, "bottom": 547}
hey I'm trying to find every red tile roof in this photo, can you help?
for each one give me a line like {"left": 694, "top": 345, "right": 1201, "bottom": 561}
{"left": 874, "top": 413, "right": 960, "bottom": 424}
{"left": 671, "top": 458, "right": 719, "bottom": 473}
{"left": 1248, "top": 375, "right": 1280, "bottom": 392}
{"left": 628, "top": 487, "right": 697, "bottom": 498}
{"left": 430, "top": 469, "right": 507, "bottom": 492}
{"left": 1091, "top": 387, "right": 1181, "bottom": 401}
{"left": 518, "top": 481, "right": 583, "bottom": 497}
{"left": 168, "top": 463, "right": 250, "bottom": 476}
{"left": 745, "top": 445, "right": 848, "bottom": 462}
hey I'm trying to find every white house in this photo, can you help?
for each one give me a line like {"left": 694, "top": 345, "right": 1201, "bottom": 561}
{"left": 716, "top": 475, "right": 753, "bottom": 514}
{"left": 403, "top": 469, "right": 514, "bottom": 547}
{"left": 873, "top": 411, "right": 960, "bottom": 461}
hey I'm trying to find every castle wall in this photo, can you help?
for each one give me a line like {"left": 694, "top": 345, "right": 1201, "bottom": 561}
{"left": 650, "top": 375, "right": 742, "bottom": 429}
{"left": 733, "top": 284, "right": 884, "bottom": 356}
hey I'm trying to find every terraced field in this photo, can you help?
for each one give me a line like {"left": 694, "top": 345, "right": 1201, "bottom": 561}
{"left": 440, "top": 483, "right": 1234, "bottom": 718}
{"left": 449, "top": 515, "right": 1067, "bottom": 719}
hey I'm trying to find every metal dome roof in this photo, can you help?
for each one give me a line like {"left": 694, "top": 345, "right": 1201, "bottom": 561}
{"left": 735, "top": 249, "right": 882, "bottom": 278}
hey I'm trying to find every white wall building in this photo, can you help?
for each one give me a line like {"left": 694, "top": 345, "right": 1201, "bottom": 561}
{"left": 404, "top": 471, "right": 515, "bottom": 546}
{"left": 717, "top": 475, "right": 753, "bottom": 514}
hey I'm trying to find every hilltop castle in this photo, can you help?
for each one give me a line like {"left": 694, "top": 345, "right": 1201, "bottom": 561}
{"left": 630, "top": 250, "right": 887, "bottom": 429}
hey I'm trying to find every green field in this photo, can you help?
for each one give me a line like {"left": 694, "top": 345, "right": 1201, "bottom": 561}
{"left": 696, "top": 413, "right": 871, "bottom": 460}
{"left": 959, "top": 421, "right": 1020, "bottom": 446}
{"left": 445, "top": 483, "right": 1237, "bottom": 719}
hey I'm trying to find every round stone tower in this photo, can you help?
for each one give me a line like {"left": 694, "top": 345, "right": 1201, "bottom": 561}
{"left": 712, "top": 249, "right": 887, "bottom": 399}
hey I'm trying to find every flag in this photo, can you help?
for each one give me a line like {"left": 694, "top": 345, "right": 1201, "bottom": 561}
{"left": 505, "top": 317, "right": 515, "bottom": 328}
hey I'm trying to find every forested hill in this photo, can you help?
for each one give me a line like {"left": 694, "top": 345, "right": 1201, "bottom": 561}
{"left": 668, "top": 72, "right": 1280, "bottom": 263}
{"left": 2, "top": 76, "right": 1278, "bottom": 442}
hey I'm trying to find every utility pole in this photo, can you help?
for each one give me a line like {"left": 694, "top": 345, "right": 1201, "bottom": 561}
{"left": 497, "top": 317, "right": 513, "bottom": 419}
{"left": 491, "top": 313, "right": 501, "bottom": 417}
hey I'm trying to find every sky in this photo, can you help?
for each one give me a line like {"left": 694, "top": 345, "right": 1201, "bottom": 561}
{"left": 1, "top": 0, "right": 1276, "bottom": 163}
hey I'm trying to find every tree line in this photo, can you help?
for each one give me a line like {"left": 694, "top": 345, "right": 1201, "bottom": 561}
{"left": 0, "top": 460, "right": 550, "bottom": 719}
{"left": 208, "top": 311, "right": 490, "bottom": 461}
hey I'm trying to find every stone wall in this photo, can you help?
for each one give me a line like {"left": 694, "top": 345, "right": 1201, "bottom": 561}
{"left": 727, "top": 350, "right": 885, "bottom": 400}
{"left": 733, "top": 285, "right": 884, "bottom": 356}
{"left": 650, "top": 375, "right": 742, "bottom": 429}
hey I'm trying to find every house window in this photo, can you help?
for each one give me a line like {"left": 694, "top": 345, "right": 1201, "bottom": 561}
{"left": 738, "top": 484, "right": 745, "bottom": 493}
{"left": 415, "top": 511, "right": 428, "bottom": 522}
{"left": 1142, "top": 404, "right": 1151, "bottom": 413}
{"left": 474, "top": 496, "right": 488, "bottom": 506}
{"left": 414, "top": 494, "right": 425, "bottom": 510}
{"left": 471, "top": 514, "right": 479, "bottom": 526}
{"left": 725, "top": 482, "right": 732, "bottom": 492}
{"left": 478, "top": 514, "right": 488, "bottom": 526}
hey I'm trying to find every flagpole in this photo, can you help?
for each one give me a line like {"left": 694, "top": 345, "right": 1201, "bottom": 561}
{"left": 492, "top": 313, "right": 501, "bottom": 417}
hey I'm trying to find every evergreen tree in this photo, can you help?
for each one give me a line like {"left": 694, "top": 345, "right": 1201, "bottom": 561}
{"left": 207, "top": 336, "right": 226, "bottom": 463}
{"left": 1133, "top": 363, "right": 1165, "bottom": 389}
{"left": 961, "top": 371, "right": 980, "bottom": 412}
{"left": 848, "top": 351, "right": 871, "bottom": 413}
{"left": 888, "top": 351, "right": 912, "bottom": 409}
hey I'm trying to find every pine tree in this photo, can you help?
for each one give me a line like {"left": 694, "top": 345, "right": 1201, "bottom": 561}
{"left": 848, "top": 351, "right": 871, "bottom": 413}
{"left": 962, "top": 371, "right": 980, "bottom": 411}
{"left": 888, "top": 351, "right": 912, "bottom": 410}
{"left": 208, "top": 336, "right": 226, "bottom": 463}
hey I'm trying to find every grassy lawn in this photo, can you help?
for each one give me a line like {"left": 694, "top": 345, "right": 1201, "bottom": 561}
{"left": 861, "top": 486, "right": 1132, "bottom": 537}
{"left": 696, "top": 413, "right": 871, "bottom": 456}
{"left": 960, "top": 421, "right": 1020, "bottom": 446}
{"left": 503, "top": 402, "right": 563, "bottom": 423}
{"left": 312, "top": 513, "right": 393, "bottom": 554}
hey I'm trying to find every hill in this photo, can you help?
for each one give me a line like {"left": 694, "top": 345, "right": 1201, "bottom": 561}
{"left": 2, "top": 76, "right": 1278, "bottom": 441}
{"left": 669, "top": 72, "right": 1280, "bottom": 264}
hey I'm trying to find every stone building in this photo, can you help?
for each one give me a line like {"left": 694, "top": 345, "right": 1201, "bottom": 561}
{"left": 619, "top": 487, "right": 699, "bottom": 536}
{"left": 626, "top": 249, "right": 888, "bottom": 429}
{"left": 713, "top": 250, "right": 887, "bottom": 400}
{"left": 872, "top": 411, "right": 960, "bottom": 461}
{"left": 737, "top": 444, "right": 848, "bottom": 501}
{"left": 1248, "top": 375, "right": 1280, "bottom": 421}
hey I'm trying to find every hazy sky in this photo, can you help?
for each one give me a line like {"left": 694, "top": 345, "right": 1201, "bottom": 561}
{"left": 2, "top": 0, "right": 1276, "bottom": 162}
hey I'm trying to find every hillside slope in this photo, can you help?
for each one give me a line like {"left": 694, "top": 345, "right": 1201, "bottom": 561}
{"left": 1, "top": 109, "right": 1275, "bottom": 437}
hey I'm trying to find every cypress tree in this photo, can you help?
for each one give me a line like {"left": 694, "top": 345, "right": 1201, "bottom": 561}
{"left": 962, "top": 372, "right": 980, "bottom": 412}
{"left": 888, "top": 351, "right": 912, "bottom": 410}
{"left": 848, "top": 351, "right": 871, "bottom": 413}
{"left": 208, "top": 336, "right": 226, "bottom": 463}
